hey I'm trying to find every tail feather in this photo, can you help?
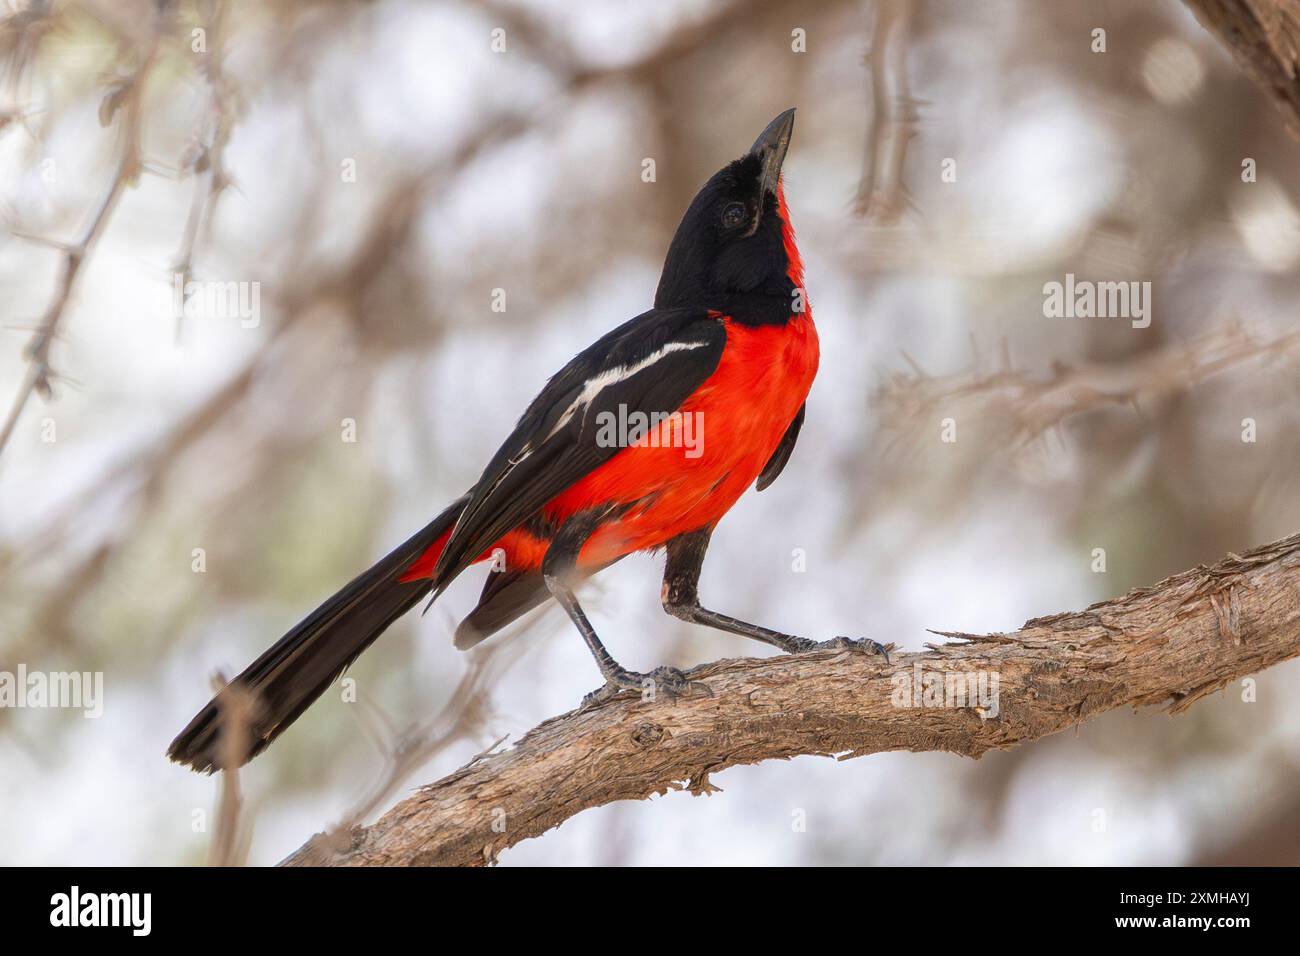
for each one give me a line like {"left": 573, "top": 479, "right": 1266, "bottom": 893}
{"left": 453, "top": 569, "right": 550, "bottom": 649}
{"left": 167, "top": 496, "right": 468, "bottom": 772}
{"left": 451, "top": 554, "right": 627, "bottom": 649}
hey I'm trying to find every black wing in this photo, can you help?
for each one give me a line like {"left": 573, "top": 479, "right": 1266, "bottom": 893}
{"left": 756, "top": 402, "right": 805, "bottom": 491}
{"left": 432, "top": 307, "right": 726, "bottom": 587}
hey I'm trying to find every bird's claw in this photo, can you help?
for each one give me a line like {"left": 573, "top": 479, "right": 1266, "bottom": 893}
{"left": 790, "top": 635, "right": 891, "bottom": 664}
{"left": 582, "top": 665, "right": 712, "bottom": 707}
{"left": 832, "top": 636, "right": 892, "bottom": 663}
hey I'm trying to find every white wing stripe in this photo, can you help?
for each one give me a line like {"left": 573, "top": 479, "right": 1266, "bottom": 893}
{"left": 546, "top": 339, "right": 712, "bottom": 440}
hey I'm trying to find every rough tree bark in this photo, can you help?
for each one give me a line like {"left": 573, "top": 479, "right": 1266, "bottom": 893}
{"left": 1184, "top": 0, "right": 1300, "bottom": 135}
{"left": 282, "top": 530, "right": 1300, "bottom": 867}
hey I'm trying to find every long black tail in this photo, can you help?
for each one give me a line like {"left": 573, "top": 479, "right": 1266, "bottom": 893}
{"left": 168, "top": 496, "right": 468, "bottom": 772}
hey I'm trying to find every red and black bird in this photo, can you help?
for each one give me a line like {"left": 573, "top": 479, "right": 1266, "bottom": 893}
{"left": 169, "top": 109, "right": 884, "bottom": 772}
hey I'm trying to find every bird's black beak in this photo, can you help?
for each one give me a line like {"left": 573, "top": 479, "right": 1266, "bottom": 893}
{"left": 749, "top": 108, "right": 795, "bottom": 197}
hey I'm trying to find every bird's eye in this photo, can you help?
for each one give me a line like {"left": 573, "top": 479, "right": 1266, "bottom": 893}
{"left": 721, "top": 202, "right": 747, "bottom": 229}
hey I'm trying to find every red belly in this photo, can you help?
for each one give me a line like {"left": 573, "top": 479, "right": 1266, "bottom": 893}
{"left": 541, "top": 312, "right": 818, "bottom": 568}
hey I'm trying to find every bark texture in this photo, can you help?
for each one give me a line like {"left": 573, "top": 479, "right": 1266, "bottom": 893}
{"left": 1185, "top": 0, "right": 1300, "bottom": 135}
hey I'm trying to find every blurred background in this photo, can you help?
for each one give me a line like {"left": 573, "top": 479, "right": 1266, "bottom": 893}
{"left": 2, "top": 0, "right": 1299, "bottom": 866}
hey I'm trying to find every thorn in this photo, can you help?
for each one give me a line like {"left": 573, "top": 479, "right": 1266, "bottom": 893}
{"left": 141, "top": 159, "right": 182, "bottom": 180}
{"left": 9, "top": 230, "right": 74, "bottom": 253}
{"left": 900, "top": 349, "right": 927, "bottom": 378}
{"left": 2, "top": 322, "right": 47, "bottom": 334}
{"left": 465, "top": 734, "right": 509, "bottom": 766}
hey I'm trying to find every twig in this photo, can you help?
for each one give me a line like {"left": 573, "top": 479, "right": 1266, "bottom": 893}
{"left": 282, "top": 529, "right": 1300, "bottom": 866}
{"left": 171, "top": 0, "right": 235, "bottom": 342}
{"left": 855, "top": 0, "right": 920, "bottom": 220}
{"left": 0, "top": 5, "right": 166, "bottom": 458}
{"left": 207, "top": 672, "right": 255, "bottom": 867}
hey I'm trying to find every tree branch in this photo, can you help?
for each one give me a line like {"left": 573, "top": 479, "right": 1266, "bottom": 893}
{"left": 283, "top": 530, "right": 1300, "bottom": 867}
{"left": 1184, "top": 0, "right": 1300, "bottom": 136}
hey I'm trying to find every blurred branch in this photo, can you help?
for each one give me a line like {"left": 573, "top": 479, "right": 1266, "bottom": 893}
{"left": 878, "top": 321, "right": 1300, "bottom": 457}
{"left": 283, "top": 531, "right": 1300, "bottom": 866}
{"left": 172, "top": 0, "right": 236, "bottom": 342}
{"left": 0, "top": 2, "right": 167, "bottom": 458}
{"left": 855, "top": 0, "right": 919, "bottom": 220}
{"left": 1184, "top": 0, "right": 1300, "bottom": 137}
{"left": 207, "top": 672, "right": 254, "bottom": 867}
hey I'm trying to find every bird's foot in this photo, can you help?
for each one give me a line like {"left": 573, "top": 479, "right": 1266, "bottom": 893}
{"left": 786, "top": 635, "right": 891, "bottom": 664}
{"left": 582, "top": 665, "right": 712, "bottom": 707}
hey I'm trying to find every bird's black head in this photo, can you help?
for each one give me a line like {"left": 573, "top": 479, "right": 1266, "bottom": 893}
{"left": 654, "top": 109, "right": 803, "bottom": 325}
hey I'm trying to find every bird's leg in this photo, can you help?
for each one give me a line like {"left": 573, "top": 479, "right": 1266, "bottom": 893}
{"left": 543, "top": 509, "right": 710, "bottom": 706}
{"left": 662, "top": 528, "right": 890, "bottom": 661}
